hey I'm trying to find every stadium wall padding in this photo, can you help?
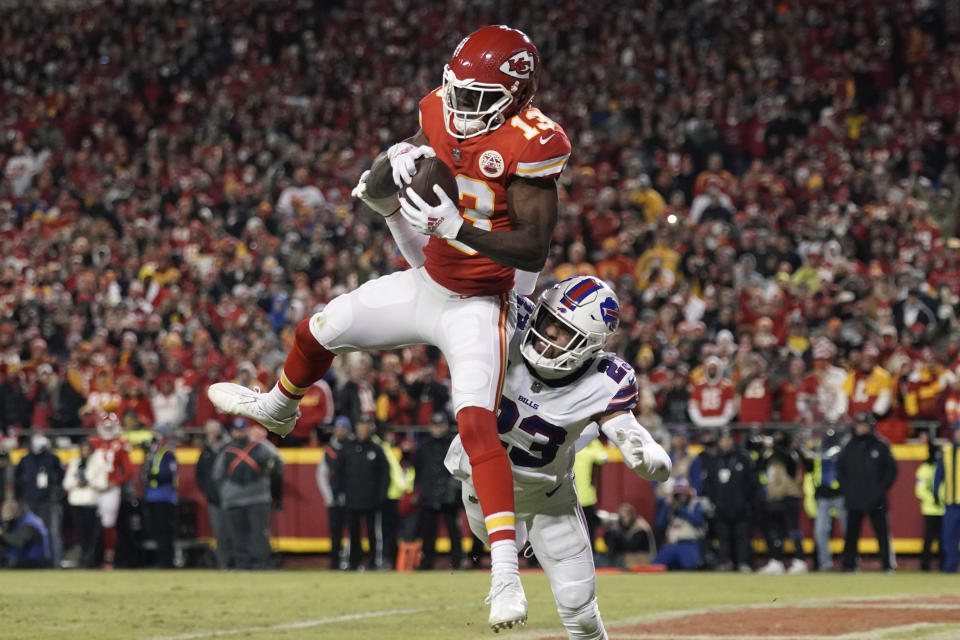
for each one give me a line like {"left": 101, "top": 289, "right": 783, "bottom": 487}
{"left": 11, "top": 444, "right": 931, "bottom": 554}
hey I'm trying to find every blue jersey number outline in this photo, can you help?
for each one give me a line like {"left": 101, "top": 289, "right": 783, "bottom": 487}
{"left": 496, "top": 397, "right": 567, "bottom": 468}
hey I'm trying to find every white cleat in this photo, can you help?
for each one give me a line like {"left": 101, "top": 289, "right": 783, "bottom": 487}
{"left": 207, "top": 382, "right": 297, "bottom": 437}
{"left": 757, "top": 559, "right": 786, "bottom": 575}
{"left": 486, "top": 572, "right": 527, "bottom": 632}
{"left": 787, "top": 558, "right": 808, "bottom": 575}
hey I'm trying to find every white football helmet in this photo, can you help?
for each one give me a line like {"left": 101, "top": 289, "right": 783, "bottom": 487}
{"left": 520, "top": 276, "right": 620, "bottom": 377}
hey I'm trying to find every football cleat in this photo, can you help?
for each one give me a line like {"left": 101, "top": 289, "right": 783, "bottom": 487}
{"left": 787, "top": 558, "right": 808, "bottom": 575}
{"left": 207, "top": 383, "right": 298, "bottom": 437}
{"left": 757, "top": 559, "right": 786, "bottom": 575}
{"left": 486, "top": 572, "right": 527, "bottom": 632}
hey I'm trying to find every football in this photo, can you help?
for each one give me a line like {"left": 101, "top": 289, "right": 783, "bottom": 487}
{"left": 407, "top": 156, "right": 459, "bottom": 207}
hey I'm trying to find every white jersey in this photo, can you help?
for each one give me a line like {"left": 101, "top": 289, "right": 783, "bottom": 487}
{"left": 446, "top": 337, "right": 639, "bottom": 487}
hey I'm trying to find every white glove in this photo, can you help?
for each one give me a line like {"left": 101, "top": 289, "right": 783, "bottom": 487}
{"left": 387, "top": 142, "right": 436, "bottom": 187}
{"left": 616, "top": 429, "right": 646, "bottom": 471}
{"left": 398, "top": 184, "right": 464, "bottom": 240}
{"left": 351, "top": 170, "right": 398, "bottom": 218}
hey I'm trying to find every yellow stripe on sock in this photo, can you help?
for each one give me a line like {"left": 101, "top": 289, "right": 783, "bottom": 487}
{"left": 280, "top": 372, "right": 310, "bottom": 396}
{"left": 484, "top": 514, "right": 515, "bottom": 532}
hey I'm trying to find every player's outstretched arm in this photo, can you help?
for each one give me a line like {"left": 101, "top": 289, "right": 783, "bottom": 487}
{"left": 598, "top": 410, "right": 672, "bottom": 482}
{"left": 454, "top": 176, "right": 557, "bottom": 271}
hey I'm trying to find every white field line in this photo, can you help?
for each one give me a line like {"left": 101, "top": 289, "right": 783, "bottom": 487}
{"left": 613, "top": 627, "right": 942, "bottom": 640}
{"left": 518, "top": 594, "right": 960, "bottom": 640}
{"left": 139, "top": 603, "right": 476, "bottom": 640}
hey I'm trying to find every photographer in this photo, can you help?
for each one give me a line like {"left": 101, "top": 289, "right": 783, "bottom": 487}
{"left": 0, "top": 499, "right": 50, "bottom": 568}
{"left": 63, "top": 439, "right": 108, "bottom": 567}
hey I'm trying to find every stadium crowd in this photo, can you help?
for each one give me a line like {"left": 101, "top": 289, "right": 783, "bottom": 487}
{"left": 3, "top": 0, "right": 960, "bottom": 570}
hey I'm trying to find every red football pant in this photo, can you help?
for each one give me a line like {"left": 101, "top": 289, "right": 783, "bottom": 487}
{"left": 458, "top": 406, "right": 515, "bottom": 544}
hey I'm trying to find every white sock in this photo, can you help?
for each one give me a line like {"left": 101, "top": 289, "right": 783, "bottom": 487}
{"left": 490, "top": 539, "right": 519, "bottom": 576}
{"left": 262, "top": 381, "right": 300, "bottom": 418}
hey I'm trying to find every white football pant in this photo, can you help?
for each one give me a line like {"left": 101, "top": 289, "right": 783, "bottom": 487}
{"left": 98, "top": 486, "right": 121, "bottom": 528}
{"left": 307, "top": 267, "right": 514, "bottom": 413}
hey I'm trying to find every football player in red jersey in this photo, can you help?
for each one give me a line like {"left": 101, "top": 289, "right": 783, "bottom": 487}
{"left": 209, "top": 26, "right": 570, "bottom": 630}
{"left": 89, "top": 412, "right": 133, "bottom": 568}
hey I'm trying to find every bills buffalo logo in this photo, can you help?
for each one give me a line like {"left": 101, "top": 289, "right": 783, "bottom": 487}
{"left": 500, "top": 51, "right": 535, "bottom": 79}
{"left": 599, "top": 296, "right": 620, "bottom": 331}
{"left": 479, "top": 150, "right": 505, "bottom": 178}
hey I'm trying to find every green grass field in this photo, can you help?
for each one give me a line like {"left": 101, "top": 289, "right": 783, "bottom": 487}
{"left": 2, "top": 570, "right": 958, "bottom": 640}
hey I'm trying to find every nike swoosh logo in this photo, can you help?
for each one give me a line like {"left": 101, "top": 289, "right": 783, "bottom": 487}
{"left": 545, "top": 483, "right": 563, "bottom": 498}
{"left": 539, "top": 133, "right": 555, "bottom": 145}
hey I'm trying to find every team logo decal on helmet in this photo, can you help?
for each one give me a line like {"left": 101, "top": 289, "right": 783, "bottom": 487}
{"left": 500, "top": 51, "right": 535, "bottom": 79}
{"left": 479, "top": 150, "right": 505, "bottom": 177}
{"left": 520, "top": 276, "right": 619, "bottom": 377}
{"left": 599, "top": 297, "right": 620, "bottom": 332}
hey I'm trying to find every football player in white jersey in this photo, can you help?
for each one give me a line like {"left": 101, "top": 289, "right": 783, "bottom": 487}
{"left": 445, "top": 276, "right": 671, "bottom": 640}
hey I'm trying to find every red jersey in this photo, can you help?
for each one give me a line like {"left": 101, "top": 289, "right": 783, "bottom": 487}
{"left": 292, "top": 379, "right": 335, "bottom": 439}
{"left": 91, "top": 437, "right": 134, "bottom": 486}
{"left": 777, "top": 377, "right": 815, "bottom": 423}
{"left": 419, "top": 89, "right": 571, "bottom": 295}
{"left": 690, "top": 379, "right": 735, "bottom": 418}
{"left": 738, "top": 377, "right": 773, "bottom": 423}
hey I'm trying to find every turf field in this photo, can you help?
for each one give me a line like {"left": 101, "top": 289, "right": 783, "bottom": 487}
{"left": 2, "top": 570, "right": 958, "bottom": 640}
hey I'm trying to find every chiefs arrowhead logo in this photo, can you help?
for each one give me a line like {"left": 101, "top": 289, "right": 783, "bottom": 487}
{"left": 500, "top": 51, "right": 535, "bottom": 80}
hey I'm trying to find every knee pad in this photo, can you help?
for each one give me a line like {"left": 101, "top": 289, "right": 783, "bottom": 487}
{"left": 557, "top": 597, "right": 606, "bottom": 640}
{"left": 304, "top": 300, "right": 351, "bottom": 352}
{"left": 456, "top": 406, "right": 502, "bottom": 459}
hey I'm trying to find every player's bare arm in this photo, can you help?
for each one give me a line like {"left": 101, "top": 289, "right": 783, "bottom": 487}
{"left": 453, "top": 175, "right": 557, "bottom": 271}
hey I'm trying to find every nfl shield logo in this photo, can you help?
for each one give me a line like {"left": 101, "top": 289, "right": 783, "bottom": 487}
{"left": 452, "top": 148, "right": 462, "bottom": 162}
{"left": 531, "top": 381, "right": 543, "bottom": 393}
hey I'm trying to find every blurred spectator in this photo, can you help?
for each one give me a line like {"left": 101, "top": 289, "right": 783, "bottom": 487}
{"left": 337, "top": 356, "right": 377, "bottom": 430}
{"left": 843, "top": 344, "right": 892, "bottom": 419}
{"left": 62, "top": 439, "right": 107, "bottom": 568}
{"left": 573, "top": 436, "right": 608, "bottom": 552}
{"left": 933, "top": 427, "right": 960, "bottom": 573}
{"left": 701, "top": 429, "right": 753, "bottom": 572}
{"left": 333, "top": 414, "right": 389, "bottom": 571}
{"left": 0, "top": 499, "right": 50, "bottom": 568}
{"left": 288, "top": 379, "right": 335, "bottom": 447}
{"left": 196, "top": 419, "right": 231, "bottom": 568}
{"left": 688, "top": 357, "right": 735, "bottom": 428}
{"left": 604, "top": 503, "right": 654, "bottom": 569}
{"left": 142, "top": 423, "right": 178, "bottom": 568}
{"left": 803, "top": 427, "right": 846, "bottom": 572}
{"left": 214, "top": 418, "right": 283, "bottom": 570}
{"left": 276, "top": 167, "right": 325, "bottom": 218}
{"left": 806, "top": 341, "right": 849, "bottom": 425}
{"left": 14, "top": 434, "right": 63, "bottom": 567}
{"left": 757, "top": 431, "right": 806, "bottom": 575}
{"left": 914, "top": 432, "right": 944, "bottom": 571}
{"left": 150, "top": 375, "right": 188, "bottom": 428}
{"left": 661, "top": 367, "right": 691, "bottom": 424}
{"left": 317, "top": 416, "right": 352, "bottom": 570}
{"left": 838, "top": 413, "right": 898, "bottom": 573}
{"left": 414, "top": 412, "right": 461, "bottom": 571}
{"left": 736, "top": 354, "right": 773, "bottom": 425}
{"left": 651, "top": 480, "right": 705, "bottom": 571}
